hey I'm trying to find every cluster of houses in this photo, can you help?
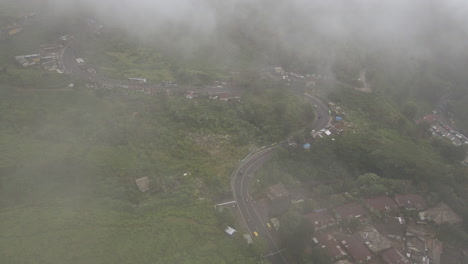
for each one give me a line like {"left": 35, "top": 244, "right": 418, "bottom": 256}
{"left": 0, "top": 23, "right": 22, "bottom": 39}
{"left": 307, "top": 196, "right": 464, "bottom": 264}
{"left": 184, "top": 90, "right": 241, "bottom": 102}
{"left": 266, "top": 184, "right": 466, "bottom": 264}
{"left": 418, "top": 114, "right": 468, "bottom": 147}
{"left": 0, "top": 12, "right": 36, "bottom": 40}
{"left": 268, "top": 66, "right": 328, "bottom": 81}
{"left": 308, "top": 101, "right": 354, "bottom": 141}
{"left": 15, "top": 36, "right": 71, "bottom": 73}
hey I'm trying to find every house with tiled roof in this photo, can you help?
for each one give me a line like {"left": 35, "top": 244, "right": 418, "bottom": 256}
{"left": 394, "top": 194, "right": 426, "bottom": 211}
{"left": 334, "top": 202, "right": 368, "bottom": 220}
{"left": 305, "top": 210, "right": 336, "bottom": 231}
{"left": 365, "top": 196, "right": 398, "bottom": 213}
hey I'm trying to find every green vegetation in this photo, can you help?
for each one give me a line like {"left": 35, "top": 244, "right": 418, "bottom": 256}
{"left": 257, "top": 87, "right": 468, "bottom": 252}
{"left": 0, "top": 72, "right": 312, "bottom": 263}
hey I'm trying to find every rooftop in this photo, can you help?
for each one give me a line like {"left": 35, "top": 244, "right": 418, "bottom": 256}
{"left": 419, "top": 202, "right": 462, "bottom": 225}
{"left": 334, "top": 202, "right": 368, "bottom": 219}
{"left": 339, "top": 234, "right": 373, "bottom": 263}
{"left": 381, "top": 247, "right": 410, "bottom": 264}
{"left": 365, "top": 196, "right": 398, "bottom": 213}
{"left": 333, "top": 260, "right": 353, "bottom": 264}
{"left": 135, "top": 176, "right": 150, "bottom": 192}
{"left": 267, "top": 183, "right": 289, "bottom": 200}
{"left": 394, "top": 194, "right": 426, "bottom": 210}
{"left": 312, "top": 232, "right": 347, "bottom": 260}
{"left": 358, "top": 226, "right": 392, "bottom": 253}
{"left": 374, "top": 217, "right": 406, "bottom": 240}
{"left": 305, "top": 210, "right": 335, "bottom": 227}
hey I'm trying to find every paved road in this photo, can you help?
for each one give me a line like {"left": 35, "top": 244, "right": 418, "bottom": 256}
{"left": 63, "top": 42, "right": 330, "bottom": 264}
{"left": 231, "top": 83, "right": 330, "bottom": 264}
{"left": 62, "top": 44, "right": 237, "bottom": 94}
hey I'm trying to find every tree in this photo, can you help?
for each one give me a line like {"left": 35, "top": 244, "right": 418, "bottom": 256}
{"left": 279, "top": 210, "right": 303, "bottom": 240}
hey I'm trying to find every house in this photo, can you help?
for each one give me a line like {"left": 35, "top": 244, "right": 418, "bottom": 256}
{"left": 418, "top": 202, "right": 462, "bottom": 225}
{"left": 406, "top": 237, "right": 443, "bottom": 264}
{"left": 358, "top": 226, "right": 392, "bottom": 253}
{"left": 289, "top": 187, "right": 312, "bottom": 204}
{"left": 128, "top": 77, "right": 147, "bottom": 84}
{"left": 339, "top": 234, "right": 373, "bottom": 263}
{"left": 406, "top": 221, "right": 434, "bottom": 238}
{"left": 305, "top": 210, "right": 336, "bottom": 231}
{"left": 243, "top": 234, "right": 253, "bottom": 244}
{"left": 15, "top": 54, "right": 41, "bottom": 67}
{"left": 374, "top": 217, "right": 406, "bottom": 241}
{"left": 267, "top": 183, "right": 290, "bottom": 216}
{"left": 381, "top": 247, "right": 410, "bottom": 264}
{"left": 185, "top": 90, "right": 198, "bottom": 99}
{"left": 406, "top": 236, "right": 426, "bottom": 255}
{"left": 217, "top": 93, "right": 231, "bottom": 101}
{"left": 365, "top": 196, "right": 398, "bottom": 213}
{"left": 225, "top": 226, "right": 237, "bottom": 236}
{"left": 312, "top": 232, "right": 347, "bottom": 261}
{"left": 333, "top": 260, "right": 352, "bottom": 264}
{"left": 135, "top": 176, "right": 150, "bottom": 192}
{"left": 334, "top": 202, "right": 368, "bottom": 220}
{"left": 426, "top": 238, "right": 443, "bottom": 264}
{"left": 394, "top": 194, "right": 426, "bottom": 210}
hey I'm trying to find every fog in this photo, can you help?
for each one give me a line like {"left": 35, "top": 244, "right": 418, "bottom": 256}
{"left": 39, "top": 0, "right": 467, "bottom": 75}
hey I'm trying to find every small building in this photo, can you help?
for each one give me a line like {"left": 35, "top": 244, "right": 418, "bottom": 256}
{"left": 267, "top": 183, "right": 290, "bottom": 216}
{"left": 334, "top": 202, "right": 368, "bottom": 220}
{"left": 185, "top": 90, "right": 198, "bottom": 99}
{"left": 135, "top": 176, "right": 150, "bottom": 192}
{"left": 333, "top": 260, "right": 352, "bottom": 264}
{"left": 418, "top": 202, "right": 462, "bottom": 225}
{"left": 289, "top": 186, "right": 312, "bottom": 204}
{"left": 243, "top": 234, "right": 253, "bottom": 244}
{"left": 225, "top": 226, "right": 237, "bottom": 236}
{"left": 394, "top": 194, "right": 426, "bottom": 211}
{"left": 15, "top": 54, "right": 41, "bottom": 67}
{"left": 339, "top": 234, "right": 373, "bottom": 264}
{"left": 365, "top": 196, "right": 398, "bottom": 213}
{"left": 358, "top": 226, "right": 392, "bottom": 253}
{"left": 312, "top": 232, "right": 347, "bottom": 261}
{"left": 381, "top": 247, "right": 410, "bottom": 264}
{"left": 270, "top": 218, "right": 280, "bottom": 231}
{"left": 128, "top": 77, "right": 147, "bottom": 84}
{"left": 305, "top": 210, "right": 336, "bottom": 231}
{"left": 216, "top": 93, "right": 231, "bottom": 101}
{"left": 374, "top": 217, "right": 406, "bottom": 241}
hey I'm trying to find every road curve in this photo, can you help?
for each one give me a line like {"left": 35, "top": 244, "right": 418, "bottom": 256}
{"left": 231, "top": 85, "right": 330, "bottom": 264}
{"left": 63, "top": 42, "right": 329, "bottom": 264}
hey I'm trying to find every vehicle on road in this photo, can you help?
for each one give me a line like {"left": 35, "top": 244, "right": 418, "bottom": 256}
{"left": 266, "top": 223, "right": 272, "bottom": 230}
{"left": 253, "top": 231, "right": 259, "bottom": 237}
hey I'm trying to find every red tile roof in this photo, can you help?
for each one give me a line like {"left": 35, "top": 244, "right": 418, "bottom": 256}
{"left": 381, "top": 247, "right": 410, "bottom": 264}
{"left": 395, "top": 194, "right": 426, "bottom": 210}
{"left": 334, "top": 202, "right": 368, "bottom": 219}
{"left": 305, "top": 210, "right": 335, "bottom": 227}
{"left": 365, "top": 196, "right": 398, "bottom": 212}
{"left": 313, "top": 232, "right": 347, "bottom": 260}
{"left": 340, "top": 234, "right": 373, "bottom": 263}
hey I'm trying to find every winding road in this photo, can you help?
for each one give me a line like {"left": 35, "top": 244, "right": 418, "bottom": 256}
{"left": 63, "top": 43, "right": 329, "bottom": 264}
{"left": 231, "top": 81, "right": 330, "bottom": 264}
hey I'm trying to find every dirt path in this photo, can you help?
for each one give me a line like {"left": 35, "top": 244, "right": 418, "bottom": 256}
{"left": 355, "top": 68, "right": 372, "bottom": 93}
{"left": 15, "top": 88, "right": 73, "bottom": 93}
